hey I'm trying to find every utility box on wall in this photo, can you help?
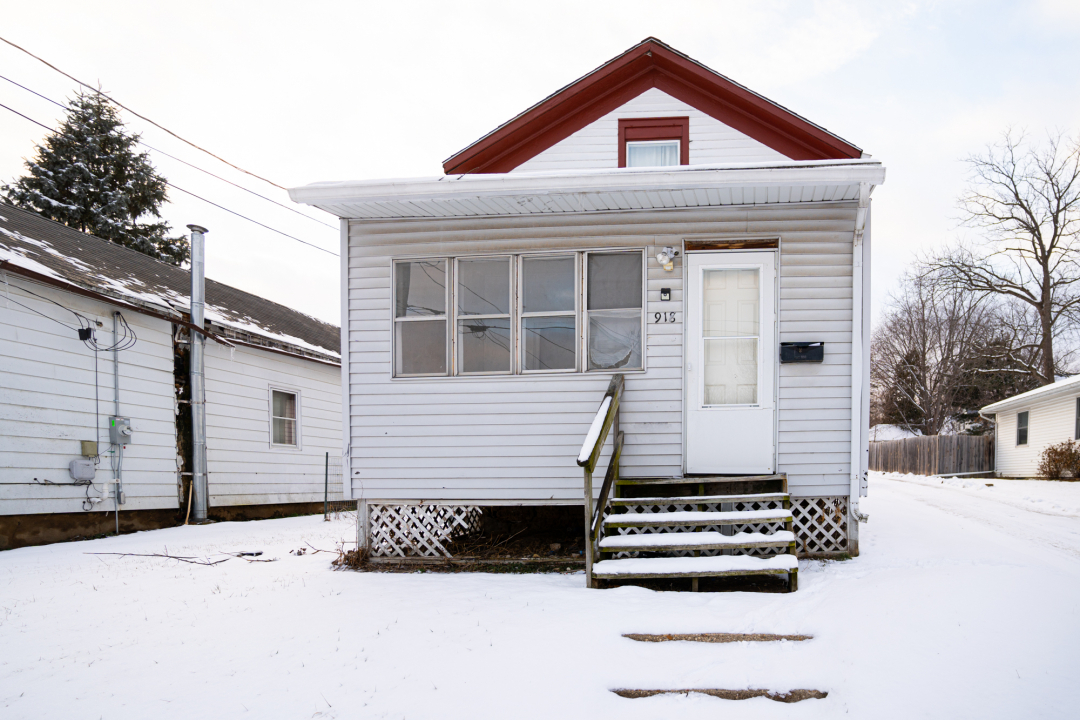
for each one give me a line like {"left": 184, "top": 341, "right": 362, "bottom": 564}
{"left": 109, "top": 416, "right": 133, "bottom": 445}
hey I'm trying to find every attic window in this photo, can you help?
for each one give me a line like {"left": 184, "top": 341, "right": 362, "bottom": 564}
{"left": 618, "top": 117, "right": 689, "bottom": 168}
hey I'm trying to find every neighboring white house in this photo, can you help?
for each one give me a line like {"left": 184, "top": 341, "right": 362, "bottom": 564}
{"left": 0, "top": 202, "right": 341, "bottom": 549}
{"left": 290, "top": 38, "right": 883, "bottom": 585}
{"left": 982, "top": 375, "right": 1080, "bottom": 478}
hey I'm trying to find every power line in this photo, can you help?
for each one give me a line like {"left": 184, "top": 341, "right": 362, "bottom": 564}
{"left": 0, "top": 34, "right": 288, "bottom": 192}
{"left": 0, "top": 102, "right": 339, "bottom": 257}
{"left": 0, "top": 73, "right": 337, "bottom": 231}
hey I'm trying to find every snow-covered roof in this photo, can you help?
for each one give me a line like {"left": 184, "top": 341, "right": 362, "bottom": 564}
{"left": 0, "top": 203, "right": 340, "bottom": 362}
{"left": 981, "top": 374, "right": 1080, "bottom": 414}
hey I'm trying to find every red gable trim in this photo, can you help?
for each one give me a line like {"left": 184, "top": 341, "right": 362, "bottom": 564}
{"left": 443, "top": 38, "right": 861, "bottom": 175}
{"left": 618, "top": 117, "right": 689, "bottom": 168}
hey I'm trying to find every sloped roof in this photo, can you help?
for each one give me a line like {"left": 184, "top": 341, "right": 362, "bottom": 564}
{"left": 443, "top": 37, "right": 862, "bottom": 174}
{"left": 981, "top": 374, "right": 1080, "bottom": 414}
{"left": 0, "top": 202, "right": 340, "bottom": 360}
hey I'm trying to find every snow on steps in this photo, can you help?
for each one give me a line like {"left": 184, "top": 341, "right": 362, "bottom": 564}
{"left": 616, "top": 474, "right": 786, "bottom": 486}
{"left": 599, "top": 530, "right": 795, "bottom": 553}
{"left": 604, "top": 508, "right": 793, "bottom": 528}
{"left": 610, "top": 492, "right": 788, "bottom": 505}
{"left": 592, "top": 553, "right": 798, "bottom": 579}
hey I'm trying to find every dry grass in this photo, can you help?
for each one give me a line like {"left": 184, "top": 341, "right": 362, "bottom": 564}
{"left": 612, "top": 688, "right": 827, "bottom": 702}
{"left": 623, "top": 632, "right": 812, "bottom": 643}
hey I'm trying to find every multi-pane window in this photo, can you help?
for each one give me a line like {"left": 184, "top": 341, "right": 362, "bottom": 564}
{"left": 393, "top": 260, "right": 448, "bottom": 376}
{"left": 271, "top": 389, "right": 298, "bottom": 446}
{"left": 392, "top": 251, "right": 643, "bottom": 377}
{"left": 1017, "top": 411, "right": 1029, "bottom": 446}
{"left": 701, "top": 268, "right": 760, "bottom": 405}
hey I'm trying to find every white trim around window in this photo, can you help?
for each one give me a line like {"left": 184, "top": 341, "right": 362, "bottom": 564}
{"left": 391, "top": 249, "right": 645, "bottom": 379}
{"left": 269, "top": 385, "right": 302, "bottom": 450}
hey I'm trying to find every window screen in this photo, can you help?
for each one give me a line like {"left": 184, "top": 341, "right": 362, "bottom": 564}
{"left": 521, "top": 255, "right": 576, "bottom": 371}
{"left": 394, "top": 260, "right": 447, "bottom": 375}
{"left": 1017, "top": 411, "right": 1028, "bottom": 446}
{"left": 586, "top": 252, "right": 643, "bottom": 370}
{"left": 271, "top": 390, "right": 297, "bottom": 446}
{"left": 457, "top": 258, "right": 511, "bottom": 374}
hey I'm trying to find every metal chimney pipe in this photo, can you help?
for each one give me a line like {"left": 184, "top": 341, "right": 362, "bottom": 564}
{"left": 187, "top": 224, "right": 209, "bottom": 523}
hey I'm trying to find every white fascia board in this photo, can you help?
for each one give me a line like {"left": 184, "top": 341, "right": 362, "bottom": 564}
{"left": 981, "top": 375, "right": 1080, "bottom": 414}
{"left": 289, "top": 160, "right": 886, "bottom": 209}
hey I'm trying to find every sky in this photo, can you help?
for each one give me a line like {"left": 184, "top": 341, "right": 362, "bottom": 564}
{"left": 2, "top": 0, "right": 1079, "bottom": 327}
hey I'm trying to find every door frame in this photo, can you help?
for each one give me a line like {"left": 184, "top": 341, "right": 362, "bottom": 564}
{"left": 680, "top": 238, "right": 782, "bottom": 476}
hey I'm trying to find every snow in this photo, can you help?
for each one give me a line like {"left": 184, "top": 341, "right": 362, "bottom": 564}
{"left": 868, "top": 423, "right": 921, "bottom": 441}
{"left": 593, "top": 554, "right": 798, "bottom": 575}
{"left": 2, "top": 472, "right": 1079, "bottom": 718}
{"left": 610, "top": 509, "right": 791, "bottom": 524}
{"left": 600, "top": 530, "right": 796, "bottom": 549}
{"left": 577, "top": 396, "right": 611, "bottom": 464}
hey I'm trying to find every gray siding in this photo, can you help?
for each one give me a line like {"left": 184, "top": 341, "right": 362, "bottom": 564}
{"left": 347, "top": 202, "right": 856, "bottom": 501}
{"left": 0, "top": 278, "right": 178, "bottom": 514}
{"left": 204, "top": 343, "right": 342, "bottom": 506}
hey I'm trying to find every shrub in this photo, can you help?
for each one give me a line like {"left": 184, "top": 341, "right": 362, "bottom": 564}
{"left": 1036, "top": 440, "right": 1080, "bottom": 479}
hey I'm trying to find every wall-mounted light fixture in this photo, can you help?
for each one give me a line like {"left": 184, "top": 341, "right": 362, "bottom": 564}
{"left": 656, "top": 246, "right": 678, "bottom": 272}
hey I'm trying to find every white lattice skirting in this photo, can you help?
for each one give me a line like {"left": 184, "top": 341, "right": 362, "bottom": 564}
{"left": 367, "top": 504, "right": 482, "bottom": 557}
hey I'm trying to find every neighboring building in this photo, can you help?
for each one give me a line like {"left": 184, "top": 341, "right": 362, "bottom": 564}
{"left": 291, "top": 38, "right": 883, "bottom": 587}
{"left": 0, "top": 202, "right": 341, "bottom": 549}
{"left": 981, "top": 375, "right": 1080, "bottom": 478}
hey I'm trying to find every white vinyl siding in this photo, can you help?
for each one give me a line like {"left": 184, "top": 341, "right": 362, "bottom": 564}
{"left": 512, "top": 88, "right": 789, "bottom": 173}
{"left": 346, "top": 202, "right": 857, "bottom": 501}
{"left": 994, "top": 393, "right": 1080, "bottom": 477}
{"left": 0, "top": 279, "right": 177, "bottom": 514}
{"left": 204, "top": 344, "right": 341, "bottom": 506}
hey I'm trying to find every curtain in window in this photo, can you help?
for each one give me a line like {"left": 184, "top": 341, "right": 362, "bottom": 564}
{"left": 626, "top": 141, "right": 679, "bottom": 167}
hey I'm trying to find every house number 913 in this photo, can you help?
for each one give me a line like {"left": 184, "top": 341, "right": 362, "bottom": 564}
{"left": 653, "top": 312, "right": 677, "bottom": 323}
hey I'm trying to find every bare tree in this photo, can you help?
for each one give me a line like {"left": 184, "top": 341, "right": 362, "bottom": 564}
{"left": 871, "top": 272, "right": 996, "bottom": 435}
{"left": 924, "top": 130, "right": 1080, "bottom": 385}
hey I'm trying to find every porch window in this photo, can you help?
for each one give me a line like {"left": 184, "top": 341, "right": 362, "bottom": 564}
{"left": 394, "top": 260, "right": 448, "bottom": 376}
{"left": 586, "top": 251, "right": 643, "bottom": 371}
{"left": 701, "top": 267, "right": 760, "bottom": 405}
{"left": 521, "top": 255, "right": 577, "bottom": 371}
{"left": 1017, "top": 411, "right": 1028, "bottom": 446}
{"left": 392, "top": 250, "right": 644, "bottom": 377}
{"left": 271, "top": 389, "right": 299, "bottom": 447}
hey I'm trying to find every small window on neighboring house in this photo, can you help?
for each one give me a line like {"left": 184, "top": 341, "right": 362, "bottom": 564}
{"left": 271, "top": 390, "right": 298, "bottom": 447}
{"left": 1017, "top": 411, "right": 1029, "bottom": 446}
{"left": 1075, "top": 398, "right": 1079, "bottom": 440}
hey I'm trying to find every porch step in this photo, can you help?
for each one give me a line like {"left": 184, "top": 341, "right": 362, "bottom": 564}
{"left": 592, "top": 553, "right": 798, "bottom": 579}
{"left": 616, "top": 474, "right": 785, "bottom": 486}
{"left": 605, "top": 509, "right": 793, "bottom": 529}
{"left": 599, "top": 530, "right": 795, "bottom": 554}
{"left": 610, "top": 492, "right": 788, "bottom": 506}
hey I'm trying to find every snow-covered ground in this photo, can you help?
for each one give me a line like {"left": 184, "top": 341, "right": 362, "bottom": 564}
{"left": 2, "top": 473, "right": 1079, "bottom": 719}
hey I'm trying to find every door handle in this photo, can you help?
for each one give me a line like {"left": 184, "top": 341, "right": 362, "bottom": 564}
{"left": 687, "top": 362, "right": 692, "bottom": 372}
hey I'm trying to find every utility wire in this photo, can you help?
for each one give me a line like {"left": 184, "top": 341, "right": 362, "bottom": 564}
{"left": 0, "top": 73, "right": 337, "bottom": 230}
{"left": 0, "top": 102, "right": 338, "bottom": 257}
{"left": 0, "top": 34, "right": 289, "bottom": 192}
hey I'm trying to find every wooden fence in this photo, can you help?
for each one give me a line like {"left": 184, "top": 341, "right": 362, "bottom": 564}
{"left": 869, "top": 435, "right": 994, "bottom": 476}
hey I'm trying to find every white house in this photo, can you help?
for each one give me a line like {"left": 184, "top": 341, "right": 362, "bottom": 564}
{"left": 0, "top": 202, "right": 342, "bottom": 549}
{"left": 290, "top": 38, "right": 884, "bottom": 589}
{"left": 981, "top": 375, "right": 1080, "bottom": 478}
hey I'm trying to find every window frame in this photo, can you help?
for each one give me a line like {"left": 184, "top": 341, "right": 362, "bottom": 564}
{"left": 1075, "top": 398, "right": 1079, "bottom": 440}
{"left": 390, "top": 248, "right": 647, "bottom": 379}
{"left": 391, "top": 257, "right": 451, "bottom": 378}
{"left": 518, "top": 253, "right": 580, "bottom": 375}
{"left": 1017, "top": 410, "right": 1029, "bottom": 446}
{"left": 268, "top": 386, "right": 302, "bottom": 450}
{"left": 454, "top": 255, "right": 514, "bottom": 376}
{"left": 617, "top": 116, "right": 690, "bottom": 168}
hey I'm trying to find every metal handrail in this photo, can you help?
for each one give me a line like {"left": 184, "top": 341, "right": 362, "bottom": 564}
{"left": 577, "top": 374, "right": 624, "bottom": 587}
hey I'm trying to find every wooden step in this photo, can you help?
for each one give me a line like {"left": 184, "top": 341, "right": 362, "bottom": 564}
{"left": 605, "top": 509, "right": 792, "bottom": 528}
{"left": 610, "top": 492, "right": 788, "bottom": 506}
{"left": 599, "top": 530, "right": 795, "bottom": 553}
{"left": 616, "top": 474, "right": 785, "bottom": 486}
{"left": 592, "top": 553, "right": 798, "bottom": 579}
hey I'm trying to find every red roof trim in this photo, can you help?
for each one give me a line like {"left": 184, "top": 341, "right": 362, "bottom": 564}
{"left": 443, "top": 38, "right": 861, "bottom": 175}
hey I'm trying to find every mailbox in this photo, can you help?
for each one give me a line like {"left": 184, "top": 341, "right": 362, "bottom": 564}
{"left": 780, "top": 342, "right": 824, "bottom": 363}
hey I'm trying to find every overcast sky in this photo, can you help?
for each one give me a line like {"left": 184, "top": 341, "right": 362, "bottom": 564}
{"left": 2, "top": 0, "right": 1078, "bottom": 327}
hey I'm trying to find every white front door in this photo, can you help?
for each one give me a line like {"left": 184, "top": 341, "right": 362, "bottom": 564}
{"left": 685, "top": 251, "right": 777, "bottom": 474}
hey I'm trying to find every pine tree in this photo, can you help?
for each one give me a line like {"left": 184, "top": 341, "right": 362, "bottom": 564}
{"left": 3, "top": 90, "right": 187, "bottom": 265}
